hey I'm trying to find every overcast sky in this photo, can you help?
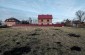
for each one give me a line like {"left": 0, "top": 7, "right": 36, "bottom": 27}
{"left": 0, "top": 0, "right": 85, "bottom": 23}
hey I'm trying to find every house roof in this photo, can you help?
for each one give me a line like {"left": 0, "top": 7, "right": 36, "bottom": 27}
{"left": 5, "top": 17, "right": 20, "bottom": 22}
{"left": 38, "top": 15, "right": 53, "bottom": 19}
{"left": 72, "top": 20, "right": 80, "bottom": 24}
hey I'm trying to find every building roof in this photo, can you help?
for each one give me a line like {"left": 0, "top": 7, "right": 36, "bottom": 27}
{"left": 5, "top": 17, "right": 20, "bottom": 22}
{"left": 38, "top": 15, "right": 53, "bottom": 19}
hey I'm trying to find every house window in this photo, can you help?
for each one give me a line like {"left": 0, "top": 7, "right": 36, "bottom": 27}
{"left": 8, "top": 20, "right": 11, "bottom": 21}
{"left": 47, "top": 19, "right": 49, "bottom": 22}
{"left": 12, "top": 20, "right": 14, "bottom": 21}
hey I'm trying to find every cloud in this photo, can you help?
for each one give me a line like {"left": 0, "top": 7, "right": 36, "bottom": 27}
{"left": 0, "top": 0, "right": 85, "bottom": 22}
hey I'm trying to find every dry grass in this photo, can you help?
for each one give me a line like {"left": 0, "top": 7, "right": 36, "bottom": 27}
{"left": 0, "top": 27, "right": 85, "bottom": 55}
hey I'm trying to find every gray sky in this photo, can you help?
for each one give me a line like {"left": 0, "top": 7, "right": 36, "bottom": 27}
{"left": 0, "top": 0, "right": 85, "bottom": 23}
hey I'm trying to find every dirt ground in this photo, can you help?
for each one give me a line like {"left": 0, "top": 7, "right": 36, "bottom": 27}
{"left": 0, "top": 27, "right": 85, "bottom": 55}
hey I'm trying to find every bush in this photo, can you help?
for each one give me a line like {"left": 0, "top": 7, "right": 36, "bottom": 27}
{"left": 0, "top": 25, "right": 8, "bottom": 28}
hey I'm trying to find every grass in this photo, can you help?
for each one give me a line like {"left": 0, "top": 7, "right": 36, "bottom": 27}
{"left": 0, "top": 27, "right": 85, "bottom": 55}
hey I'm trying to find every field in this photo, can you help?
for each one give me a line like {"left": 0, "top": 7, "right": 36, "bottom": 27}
{"left": 0, "top": 27, "right": 85, "bottom": 55}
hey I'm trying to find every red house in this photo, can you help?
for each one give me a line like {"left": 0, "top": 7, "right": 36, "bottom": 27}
{"left": 38, "top": 15, "right": 53, "bottom": 25}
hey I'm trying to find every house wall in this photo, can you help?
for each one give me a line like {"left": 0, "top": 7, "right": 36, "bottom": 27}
{"left": 5, "top": 22, "right": 16, "bottom": 26}
{"left": 38, "top": 19, "right": 52, "bottom": 25}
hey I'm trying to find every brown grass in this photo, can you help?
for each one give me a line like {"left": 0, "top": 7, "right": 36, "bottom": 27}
{"left": 0, "top": 27, "right": 85, "bottom": 55}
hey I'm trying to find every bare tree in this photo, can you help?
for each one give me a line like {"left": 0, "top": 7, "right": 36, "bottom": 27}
{"left": 76, "top": 10, "right": 85, "bottom": 23}
{"left": 21, "top": 20, "right": 29, "bottom": 24}
{"left": 29, "top": 17, "right": 32, "bottom": 24}
{"left": 0, "top": 20, "right": 2, "bottom": 25}
{"left": 65, "top": 19, "right": 71, "bottom": 23}
{"left": 61, "top": 19, "right": 71, "bottom": 26}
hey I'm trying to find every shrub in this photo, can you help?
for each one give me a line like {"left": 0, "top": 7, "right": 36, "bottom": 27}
{"left": 0, "top": 25, "right": 8, "bottom": 28}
